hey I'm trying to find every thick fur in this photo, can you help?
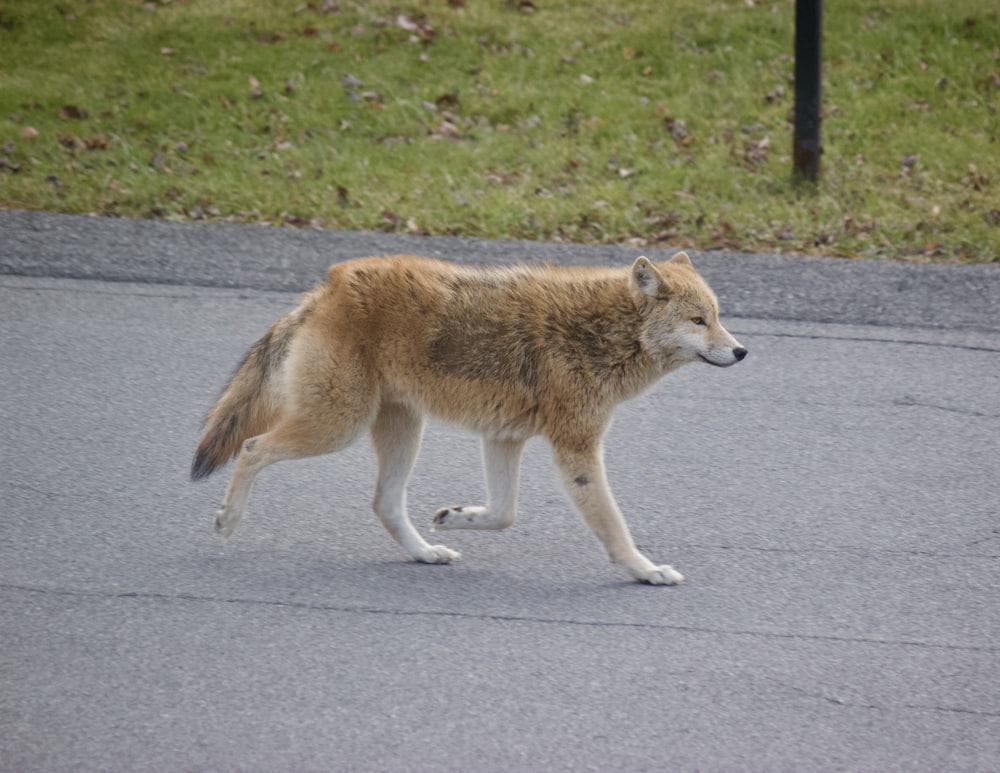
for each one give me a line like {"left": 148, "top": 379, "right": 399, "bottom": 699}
{"left": 192, "top": 252, "right": 747, "bottom": 584}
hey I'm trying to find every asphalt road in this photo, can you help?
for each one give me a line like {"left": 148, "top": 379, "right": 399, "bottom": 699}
{"left": 1, "top": 209, "right": 998, "bottom": 771}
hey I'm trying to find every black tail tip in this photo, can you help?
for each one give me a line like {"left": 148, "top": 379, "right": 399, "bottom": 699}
{"left": 190, "top": 450, "right": 217, "bottom": 482}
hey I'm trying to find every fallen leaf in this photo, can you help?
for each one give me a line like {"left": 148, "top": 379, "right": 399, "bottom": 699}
{"left": 256, "top": 32, "right": 287, "bottom": 44}
{"left": 962, "top": 163, "right": 988, "bottom": 191}
{"left": 435, "top": 92, "right": 460, "bottom": 110}
{"left": 431, "top": 120, "right": 459, "bottom": 138}
{"left": 396, "top": 14, "right": 418, "bottom": 31}
{"left": 744, "top": 136, "right": 770, "bottom": 166}
{"left": 59, "top": 105, "right": 88, "bottom": 120}
{"left": 665, "top": 117, "right": 687, "bottom": 139}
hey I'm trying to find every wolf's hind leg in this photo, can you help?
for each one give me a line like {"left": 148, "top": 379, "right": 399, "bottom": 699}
{"left": 553, "top": 442, "right": 683, "bottom": 585}
{"left": 215, "top": 413, "right": 368, "bottom": 538}
{"left": 433, "top": 437, "right": 525, "bottom": 531}
{"left": 371, "top": 402, "right": 459, "bottom": 564}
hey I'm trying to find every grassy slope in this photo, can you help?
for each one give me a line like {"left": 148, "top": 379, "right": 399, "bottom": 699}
{"left": 0, "top": 0, "right": 997, "bottom": 261}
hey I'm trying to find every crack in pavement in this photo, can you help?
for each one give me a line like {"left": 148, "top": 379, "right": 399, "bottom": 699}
{"left": 1, "top": 482, "right": 62, "bottom": 500}
{"left": 893, "top": 395, "right": 1000, "bottom": 419}
{"left": 703, "top": 393, "right": 1000, "bottom": 419}
{"left": 6, "top": 278, "right": 1000, "bottom": 354}
{"left": 765, "top": 677, "right": 1000, "bottom": 718}
{"left": 3, "top": 581, "right": 997, "bottom": 655}
{"left": 680, "top": 543, "right": 1000, "bottom": 560}
{"left": 731, "top": 324, "right": 1000, "bottom": 351}
{"left": 0, "top": 278, "right": 294, "bottom": 305}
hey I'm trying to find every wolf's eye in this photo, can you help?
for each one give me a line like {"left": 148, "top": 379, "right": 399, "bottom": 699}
{"left": 691, "top": 316, "right": 706, "bottom": 326}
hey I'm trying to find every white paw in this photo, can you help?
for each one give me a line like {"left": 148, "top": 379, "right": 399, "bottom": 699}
{"left": 415, "top": 544, "right": 461, "bottom": 564}
{"left": 214, "top": 508, "right": 238, "bottom": 539}
{"left": 432, "top": 505, "right": 484, "bottom": 531}
{"left": 641, "top": 565, "right": 684, "bottom": 585}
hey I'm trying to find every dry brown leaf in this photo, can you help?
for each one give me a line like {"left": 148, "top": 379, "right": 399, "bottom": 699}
{"left": 59, "top": 105, "right": 88, "bottom": 120}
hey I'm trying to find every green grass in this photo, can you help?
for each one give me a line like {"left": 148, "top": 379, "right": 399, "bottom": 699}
{"left": 1, "top": 0, "right": 997, "bottom": 261}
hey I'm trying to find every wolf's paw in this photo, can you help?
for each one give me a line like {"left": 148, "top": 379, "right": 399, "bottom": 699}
{"left": 414, "top": 544, "right": 461, "bottom": 564}
{"left": 214, "top": 508, "right": 239, "bottom": 540}
{"left": 639, "top": 565, "right": 684, "bottom": 585}
{"left": 432, "top": 505, "right": 486, "bottom": 531}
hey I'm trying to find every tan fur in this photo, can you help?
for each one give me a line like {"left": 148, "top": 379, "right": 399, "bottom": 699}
{"left": 192, "top": 252, "right": 747, "bottom": 584}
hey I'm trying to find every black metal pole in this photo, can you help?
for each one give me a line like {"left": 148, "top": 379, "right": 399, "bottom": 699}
{"left": 793, "top": 0, "right": 822, "bottom": 184}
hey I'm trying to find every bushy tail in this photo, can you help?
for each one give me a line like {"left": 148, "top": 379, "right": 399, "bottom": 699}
{"left": 190, "top": 314, "right": 300, "bottom": 481}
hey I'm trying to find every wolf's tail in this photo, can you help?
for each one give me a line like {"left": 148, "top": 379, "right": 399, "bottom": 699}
{"left": 190, "top": 311, "right": 302, "bottom": 481}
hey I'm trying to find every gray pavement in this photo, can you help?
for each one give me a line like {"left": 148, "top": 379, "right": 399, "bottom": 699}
{"left": 1, "top": 209, "right": 998, "bottom": 771}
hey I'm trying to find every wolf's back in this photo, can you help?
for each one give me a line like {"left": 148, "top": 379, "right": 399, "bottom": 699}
{"left": 190, "top": 311, "right": 302, "bottom": 481}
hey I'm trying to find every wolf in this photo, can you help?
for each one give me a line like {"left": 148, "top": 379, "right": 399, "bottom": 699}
{"left": 191, "top": 252, "right": 746, "bottom": 584}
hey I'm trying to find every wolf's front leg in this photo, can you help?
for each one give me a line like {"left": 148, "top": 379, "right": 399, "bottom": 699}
{"left": 434, "top": 437, "right": 525, "bottom": 531}
{"left": 371, "top": 403, "right": 459, "bottom": 564}
{"left": 553, "top": 442, "right": 683, "bottom": 585}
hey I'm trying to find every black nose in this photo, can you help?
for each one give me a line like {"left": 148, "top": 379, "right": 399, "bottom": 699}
{"left": 733, "top": 347, "right": 748, "bottom": 361}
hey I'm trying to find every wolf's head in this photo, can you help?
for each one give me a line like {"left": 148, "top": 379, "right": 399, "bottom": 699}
{"left": 629, "top": 252, "right": 748, "bottom": 370}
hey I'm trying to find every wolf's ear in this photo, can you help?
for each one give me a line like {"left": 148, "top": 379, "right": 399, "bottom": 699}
{"left": 668, "top": 251, "right": 693, "bottom": 267}
{"left": 630, "top": 256, "right": 665, "bottom": 299}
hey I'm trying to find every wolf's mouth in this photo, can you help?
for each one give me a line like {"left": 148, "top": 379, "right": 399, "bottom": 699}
{"left": 699, "top": 353, "right": 728, "bottom": 367}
